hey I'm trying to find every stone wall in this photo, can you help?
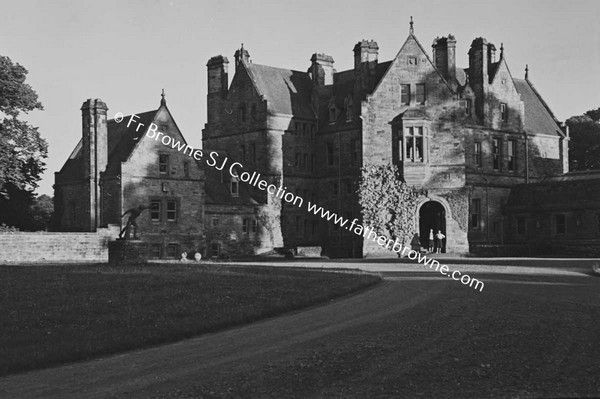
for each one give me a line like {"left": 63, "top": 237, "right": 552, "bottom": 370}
{"left": 0, "top": 226, "right": 118, "bottom": 263}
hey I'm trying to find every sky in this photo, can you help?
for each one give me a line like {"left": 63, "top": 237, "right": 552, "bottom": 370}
{"left": 2, "top": 0, "right": 599, "bottom": 196}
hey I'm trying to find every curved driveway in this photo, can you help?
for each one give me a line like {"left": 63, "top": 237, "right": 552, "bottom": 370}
{"left": 1, "top": 261, "right": 598, "bottom": 398}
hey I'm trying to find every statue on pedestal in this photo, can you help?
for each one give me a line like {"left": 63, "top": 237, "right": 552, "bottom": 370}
{"left": 119, "top": 205, "right": 147, "bottom": 240}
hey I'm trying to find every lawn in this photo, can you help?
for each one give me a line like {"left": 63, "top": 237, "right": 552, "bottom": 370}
{"left": 0, "top": 263, "right": 380, "bottom": 376}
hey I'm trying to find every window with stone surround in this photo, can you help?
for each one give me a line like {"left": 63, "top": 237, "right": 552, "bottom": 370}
{"left": 251, "top": 219, "right": 257, "bottom": 233}
{"left": 393, "top": 122, "right": 430, "bottom": 164}
{"left": 210, "top": 243, "right": 220, "bottom": 258}
{"left": 471, "top": 199, "right": 481, "bottom": 230}
{"left": 400, "top": 84, "right": 410, "bottom": 105}
{"left": 492, "top": 138, "right": 501, "bottom": 170}
{"left": 166, "top": 200, "right": 177, "bottom": 222}
{"left": 183, "top": 161, "right": 189, "bottom": 177}
{"left": 466, "top": 98, "right": 472, "bottom": 116}
{"left": 416, "top": 84, "right": 426, "bottom": 105}
{"left": 166, "top": 243, "right": 179, "bottom": 259}
{"left": 242, "top": 218, "right": 249, "bottom": 233}
{"left": 508, "top": 140, "right": 516, "bottom": 172}
{"left": 500, "top": 103, "right": 507, "bottom": 121}
{"left": 474, "top": 141, "right": 482, "bottom": 167}
{"left": 150, "top": 200, "right": 161, "bottom": 221}
{"left": 230, "top": 176, "right": 239, "bottom": 197}
{"left": 405, "top": 126, "right": 426, "bottom": 162}
{"left": 150, "top": 244, "right": 162, "bottom": 259}
{"left": 159, "top": 154, "right": 169, "bottom": 174}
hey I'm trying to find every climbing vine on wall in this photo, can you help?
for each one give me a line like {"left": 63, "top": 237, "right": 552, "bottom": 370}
{"left": 358, "top": 163, "right": 426, "bottom": 247}
{"left": 445, "top": 187, "right": 469, "bottom": 232}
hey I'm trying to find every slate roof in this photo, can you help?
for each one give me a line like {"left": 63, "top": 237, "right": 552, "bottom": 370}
{"left": 57, "top": 110, "right": 159, "bottom": 182}
{"left": 513, "top": 78, "right": 563, "bottom": 137}
{"left": 245, "top": 63, "right": 315, "bottom": 119}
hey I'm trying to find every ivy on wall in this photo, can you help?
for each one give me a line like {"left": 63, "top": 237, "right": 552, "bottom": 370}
{"left": 445, "top": 187, "right": 469, "bottom": 233}
{"left": 358, "top": 163, "right": 426, "bottom": 247}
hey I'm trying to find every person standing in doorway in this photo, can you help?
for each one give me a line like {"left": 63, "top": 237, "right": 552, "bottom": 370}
{"left": 435, "top": 230, "right": 446, "bottom": 254}
{"left": 428, "top": 229, "right": 434, "bottom": 253}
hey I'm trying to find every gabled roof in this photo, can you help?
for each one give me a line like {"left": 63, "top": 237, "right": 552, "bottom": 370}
{"left": 244, "top": 63, "right": 315, "bottom": 119}
{"left": 104, "top": 110, "right": 158, "bottom": 175}
{"left": 373, "top": 33, "right": 453, "bottom": 95}
{"left": 57, "top": 109, "right": 159, "bottom": 182}
{"left": 513, "top": 78, "right": 563, "bottom": 137}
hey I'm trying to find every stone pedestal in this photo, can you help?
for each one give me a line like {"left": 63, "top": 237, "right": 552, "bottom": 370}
{"left": 108, "top": 240, "right": 150, "bottom": 265}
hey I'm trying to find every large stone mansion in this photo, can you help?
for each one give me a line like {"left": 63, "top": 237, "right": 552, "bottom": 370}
{"left": 56, "top": 22, "right": 600, "bottom": 258}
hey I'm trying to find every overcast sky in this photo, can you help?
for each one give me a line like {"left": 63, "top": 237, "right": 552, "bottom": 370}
{"left": 3, "top": 0, "right": 599, "bottom": 195}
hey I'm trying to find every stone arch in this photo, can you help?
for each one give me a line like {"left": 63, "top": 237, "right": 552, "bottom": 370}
{"left": 415, "top": 195, "right": 453, "bottom": 252}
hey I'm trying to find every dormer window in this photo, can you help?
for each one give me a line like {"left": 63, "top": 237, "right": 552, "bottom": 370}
{"left": 239, "top": 104, "right": 247, "bottom": 122}
{"left": 328, "top": 98, "right": 337, "bottom": 123}
{"left": 345, "top": 96, "right": 354, "bottom": 122}
{"left": 230, "top": 173, "right": 239, "bottom": 197}
{"left": 329, "top": 107, "right": 337, "bottom": 123}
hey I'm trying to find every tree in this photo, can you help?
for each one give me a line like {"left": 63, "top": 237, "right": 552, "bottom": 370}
{"left": 0, "top": 55, "right": 47, "bottom": 198}
{"left": 567, "top": 107, "right": 600, "bottom": 171}
{"left": 358, "top": 163, "right": 426, "bottom": 248}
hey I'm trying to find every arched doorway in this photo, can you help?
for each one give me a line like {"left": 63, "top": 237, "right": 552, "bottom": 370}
{"left": 419, "top": 200, "right": 446, "bottom": 253}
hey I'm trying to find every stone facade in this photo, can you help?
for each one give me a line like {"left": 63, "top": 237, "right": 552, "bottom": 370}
{"left": 55, "top": 97, "right": 207, "bottom": 259}
{"left": 53, "top": 24, "right": 571, "bottom": 260}
{"left": 204, "top": 25, "right": 568, "bottom": 257}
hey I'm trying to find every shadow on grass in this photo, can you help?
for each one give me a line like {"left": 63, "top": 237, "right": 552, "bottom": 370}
{"left": 0, "top": 263, "right": 381, "bottom": 376}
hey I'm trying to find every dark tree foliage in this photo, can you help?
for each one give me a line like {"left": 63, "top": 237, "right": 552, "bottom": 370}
{"left": 0, "top": 55, "right": 48, "bottom": 229}
{"left": 567, "top": 107, "right": 600, "bottom": 171}
{"left": 0, "top": 55, "right": 47, "bottom": 197}
{"left": 0, "top": 188, "right": 53, "bottom": 231}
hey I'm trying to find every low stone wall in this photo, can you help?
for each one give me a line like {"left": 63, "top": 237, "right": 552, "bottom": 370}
{"left": 0, "top": 226, "right": 119, "bottom": 264}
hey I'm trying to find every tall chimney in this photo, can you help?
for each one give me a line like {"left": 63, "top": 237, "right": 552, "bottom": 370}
{"left": 206, "top": 55, "right": 229, "bottom": 129}
{"left": 432, "top": 35, "right": 457, "bottom": 82}
{"left": 310, "top": 53, "right": 335, "bottom": 85}
{"left": 468, "top": 37, "right": 490, "bottom": 120}
{"left": 353, "top": 40, "right": 379, "bottom": 91}
{"left": 81, "top": 98, "right": 108, "bottom": 231}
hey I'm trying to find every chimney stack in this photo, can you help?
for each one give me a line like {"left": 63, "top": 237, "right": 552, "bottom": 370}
{"left": 432, "top": 34, "right": 456, "bottom": 82}
{"left": 81, "top": 98, "right": 108, "bottom": 231}
{"left": 206, "top": 55, "right": 229, "bottom": 130}
{"left": 468, "top": 37, "right": 491, "bottom": 119}
{"left": 310, "top": 53, "right": 335, "bottom": 85}
{"left": 353, "top": 40, "right": 379, "bottom": 76}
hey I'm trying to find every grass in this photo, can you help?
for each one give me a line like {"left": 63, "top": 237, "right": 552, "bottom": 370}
{"left": 0, "top": 263, "right": 380, "bottom": 376}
